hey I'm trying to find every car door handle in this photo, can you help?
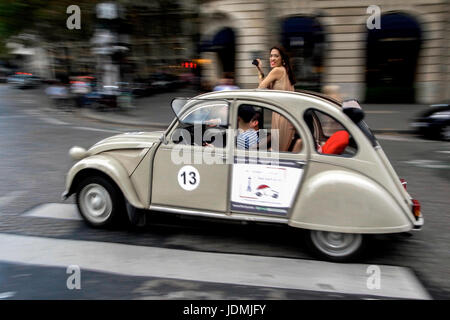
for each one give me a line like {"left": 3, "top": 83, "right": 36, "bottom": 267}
{"left": 296, "top": 161, "right": 306, "bottom": 167}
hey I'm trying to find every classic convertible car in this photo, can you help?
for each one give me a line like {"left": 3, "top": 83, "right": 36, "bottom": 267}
{"left": 63, "top": 89, "right": 423, "bottom": 261}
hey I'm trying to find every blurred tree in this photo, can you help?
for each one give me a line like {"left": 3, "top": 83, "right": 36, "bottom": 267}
{"left": 0, "top": 0, "right": 200, "bottom": 79}
{"left": 0, "top": 0, "right": 185, "bottom": 54}
{"left": 0, "top": 0, "right": 99, "bottom": 55}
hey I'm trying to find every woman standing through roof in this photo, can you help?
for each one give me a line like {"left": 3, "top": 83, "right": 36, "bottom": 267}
{"left": 254, "top": 46, "right": 297, "bottom": 152}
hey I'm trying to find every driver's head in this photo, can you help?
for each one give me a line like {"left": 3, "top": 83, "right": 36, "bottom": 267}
{"left": 238, "top": 105, "right": 260, "bottom": 130}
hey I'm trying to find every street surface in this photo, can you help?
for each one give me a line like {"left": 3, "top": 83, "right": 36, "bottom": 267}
{"left": 0, "top": 84, "right": 448, "bottom": 299}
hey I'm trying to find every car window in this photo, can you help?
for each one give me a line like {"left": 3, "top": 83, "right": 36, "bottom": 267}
{"left": 181, "top": 103, "right": 229, "bottom": 126}
{"left": 172, "top": 98, "right": 230, "bottom": 126}
{"left": 304, "top": 109, "right": 358, "bottom": 156}
{"left": 236, "top": 104, "right": 302, "bottom": 153}
{"left": 171, "top": 102, "right": 230, "bottom": 148}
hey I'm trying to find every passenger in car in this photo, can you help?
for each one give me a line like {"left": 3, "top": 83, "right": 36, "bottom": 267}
{"left": 254, "top": 46, "right": 296, "bottom": 152}
{"left": 237, "top": 105, "right": 260, "bottom": 150}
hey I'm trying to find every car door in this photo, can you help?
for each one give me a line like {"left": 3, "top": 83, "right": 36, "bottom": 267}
{"left": 230, "top": 100, "right": 310, "bottom": 219}
{"left": 151, "top": 99, "right": 232, "bottom": 212}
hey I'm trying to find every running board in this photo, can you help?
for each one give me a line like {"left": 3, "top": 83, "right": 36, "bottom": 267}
{"left": 149, "top": 205, "right": 289, "bottom": 224}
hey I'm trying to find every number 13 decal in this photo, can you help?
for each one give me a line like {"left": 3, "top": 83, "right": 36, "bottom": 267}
{"left": 177, "top": 166, "right": 200, "bottom": 191}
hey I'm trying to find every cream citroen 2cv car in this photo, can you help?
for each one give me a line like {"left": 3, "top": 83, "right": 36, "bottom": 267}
{"left": 63, "top": 90, "right": 423, "bottom": 261}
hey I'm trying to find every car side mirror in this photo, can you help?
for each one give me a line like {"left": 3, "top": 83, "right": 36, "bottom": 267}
{"left": 170, "top": 128, "right": 189, "bottom": 144}
{"left": 171, "top": 135, "right": 183, "bottom": 144}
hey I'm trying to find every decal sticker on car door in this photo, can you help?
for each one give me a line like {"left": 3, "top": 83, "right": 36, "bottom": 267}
{"left": 177, "top": 165, "right": 200, "bottom": 191}
{"left": 231, "top": 158, "right": 304, "bottom": 216}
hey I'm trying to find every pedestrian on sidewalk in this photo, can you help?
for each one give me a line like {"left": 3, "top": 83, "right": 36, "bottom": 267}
{"left": 322, "top": 85, "right": 354, "bottom": 133}
{"left": 45, "top": 81, "right": 70, "bottom": 110}
{"left": 323, "top": 85, "right": 345, "bottom": 103}
{"left": 213, "top": 73, "right": 239, "bottom": 91}
{"left": 70, "top": 78, "right": 91, "bottom": 108}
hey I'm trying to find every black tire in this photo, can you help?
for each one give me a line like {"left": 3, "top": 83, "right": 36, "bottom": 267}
{"left": 304, "top": 230, "right": 365, "bottom": 262}
{"left": 76, "top": 176, "right": 127, "bottom": 228}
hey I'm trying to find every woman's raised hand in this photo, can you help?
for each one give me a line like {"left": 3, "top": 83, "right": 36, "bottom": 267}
{"left": 256, "top": 59, "right": 263, "bottom": 70}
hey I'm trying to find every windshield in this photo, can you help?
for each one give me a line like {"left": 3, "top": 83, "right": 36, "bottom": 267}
{"left": 171, "top": 98, "right": 230, "bottom": 126}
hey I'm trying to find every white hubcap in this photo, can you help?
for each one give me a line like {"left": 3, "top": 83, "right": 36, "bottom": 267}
{"left": 79, "top": 183, "right": 113, "bottom": 223}
{"left": 311, "top": 231, "right": 362, "bottom": 258}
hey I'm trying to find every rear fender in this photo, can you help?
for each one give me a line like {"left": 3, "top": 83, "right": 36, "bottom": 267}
{"left": 289, "top": 170, "right": 412, "bottom": 233}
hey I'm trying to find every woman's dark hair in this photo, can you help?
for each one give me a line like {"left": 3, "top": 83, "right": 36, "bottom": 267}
{"left": 270, "top": 46, "right": 296, "bottom": 86}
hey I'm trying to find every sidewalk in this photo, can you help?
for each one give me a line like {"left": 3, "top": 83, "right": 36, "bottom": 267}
{"left": 80, "top": 88, "right": 199, "bottom": 128}
{"left": 6, "top": 84, "right": 429, "bottom": 133}
{"left": 81, "top": 92, "right": 427, "bottom": 134}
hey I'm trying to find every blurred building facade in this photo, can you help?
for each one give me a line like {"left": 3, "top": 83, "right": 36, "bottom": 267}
{"left": 123, "top": 1, "right": 200, "bottom": 81}
{"left": 86, "top": 0, "right": 200, "bottom": 86}
{"left": 6, "top": 1, "right": 200, "bottom": 85}
{"left": 198, "top": 0, "right": 450, "bottom": 103}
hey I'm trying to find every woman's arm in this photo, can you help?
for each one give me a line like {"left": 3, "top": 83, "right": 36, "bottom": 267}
{"left": 258, "top": 67, "right": 283, "bottom": 89}
{"left": 255, "top": 59, "right": 265, "bottom": 86}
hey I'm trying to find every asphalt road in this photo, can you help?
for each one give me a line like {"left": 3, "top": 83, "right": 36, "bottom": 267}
{"left": 0, "top": 84, "right": 449, "bottom": 300}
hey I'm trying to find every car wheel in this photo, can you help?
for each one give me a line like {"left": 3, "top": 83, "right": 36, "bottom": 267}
{"left": 76, "top": 176, "right": 126, "bottom": 228}
{"left": 306, "top": 230, "right": 364, "bottom": 262}
{"left": 441, "top": 125, "right": 450, "bottom": 141}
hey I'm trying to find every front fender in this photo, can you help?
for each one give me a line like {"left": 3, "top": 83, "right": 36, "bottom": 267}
{"left": 63, "top": 155, "right": 144, "bottom": 209}
{"left": 289, "top": 170, "right": 413, "bottom": 233}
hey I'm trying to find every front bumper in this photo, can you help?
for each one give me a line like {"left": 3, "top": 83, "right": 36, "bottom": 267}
{"left": 61, "top": 190, "right": 69, "bottom": 201}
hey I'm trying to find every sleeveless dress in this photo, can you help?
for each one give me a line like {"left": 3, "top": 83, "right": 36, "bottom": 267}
{"left": 269, "top": 68, "right": 295, "bottom": 152}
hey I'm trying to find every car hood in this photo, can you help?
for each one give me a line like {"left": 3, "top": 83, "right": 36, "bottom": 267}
{"left": 88, "top": 131, "right": 164, "bottom": 155}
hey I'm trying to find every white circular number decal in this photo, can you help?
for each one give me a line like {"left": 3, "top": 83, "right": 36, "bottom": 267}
{"left": 177, "top": 166, "right": 200, "bottom": 191}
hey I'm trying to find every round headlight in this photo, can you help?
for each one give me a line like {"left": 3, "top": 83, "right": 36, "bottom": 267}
{"left": 69, "top": 146, "right": 88, "bottom": 160}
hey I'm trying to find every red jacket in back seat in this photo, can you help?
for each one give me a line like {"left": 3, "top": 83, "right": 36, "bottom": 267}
{"left": 322, "top": 130, "right": 349, "bottom": 155}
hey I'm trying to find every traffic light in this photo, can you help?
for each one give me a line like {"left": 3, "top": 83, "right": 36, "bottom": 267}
{"left": 181, "top": 61, "right": 197, "bottom": 69}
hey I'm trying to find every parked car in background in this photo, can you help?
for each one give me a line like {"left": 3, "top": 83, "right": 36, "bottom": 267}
{"left": 7, "top": 72, "right": 41, "bottom": 89}
{"left": 0, "top": 66, "right": 12, "bottom": 83}
{"left": 149, "top": 72, "right": 183, "bottom": 93}
{"left": 411, "top": 103, "right": 450, "bottom": 141}
{"left": 131, "top": 80, "right": 153, "bottom": 97}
